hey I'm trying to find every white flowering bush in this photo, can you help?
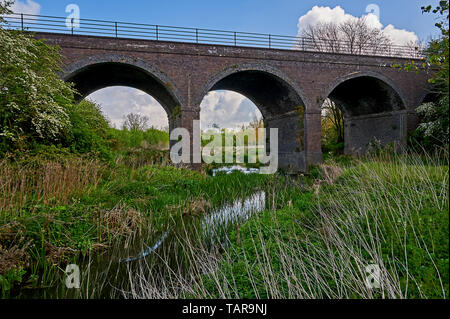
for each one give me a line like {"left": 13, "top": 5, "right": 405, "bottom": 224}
{"left": 0, "top": 2, "right": 75, "bottom": 153}
{"left": 416, "top": 95, "right": 450, "bottom": 145}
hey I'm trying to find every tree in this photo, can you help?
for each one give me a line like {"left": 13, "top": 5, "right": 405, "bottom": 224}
{"left": 321, "top": 99, "right": 344, "bottom": 144}
{"left": 122, "top": 113, "right": 149, "bottom": 131}
{"left": 421, "top": 1, "right": 449, "bottom": 95}
{"left": 300, "top": 16, "right": 392, "bottom": 55}
{"left": 248, "top": 116, "right": 264, "bottom": 146}
{"left": 0, "top": 1, "right": 76, "bottom": 153}
{"left": 410, "top": 1, "right": 449, "bottom": 147}
{"left": 67, "top": 100, "right": 112, "bottom": 159}
{"left": 416, "top": 96, "right": 449, "bottom": 145}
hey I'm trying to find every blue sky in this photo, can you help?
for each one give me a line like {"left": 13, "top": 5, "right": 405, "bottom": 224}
{"left": 20, "top": 0, "right": 442, "bottom": 41}
{"left": 10, "top": 0, "right": 444, "bottom": 129}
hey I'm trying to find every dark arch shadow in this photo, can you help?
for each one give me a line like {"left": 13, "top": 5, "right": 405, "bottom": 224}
{"left": 324, "top": 75, "right": 407, "bottom": 155}
{"left": 65, "top": 62, "right": 181, "bottom": 114}
{"left": 196, "top": 62, "right": 308, "bottom": 114}
{"left": 420, "top": 92, "right": 441, "bottom": 104}
{"left": 328, "top": 76, "right": 406, "bottom": 117}
{"left": 209, "top": 70, "right": 305, "bottom": 119}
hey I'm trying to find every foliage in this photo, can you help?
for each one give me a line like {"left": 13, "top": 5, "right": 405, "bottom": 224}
{"left": 66, "top": 100, "right": 113, "bottom": 160}
{"left": 0, "top": 12, "right": 75, "bottom": 154}
{"left": 199, "top": 150, "right": 449, "bottom": 299}
{"left": 110, "top": 127, "right": 169, "bottom": 150}
{"left": 422, "top": 0, "right": 449, "bottom": 91}
{"left": 0, "top": 267, "right": 26, "bottom": 298}
{"left": 321, "top": 99, "right": 344, "bottom": 155}
{"left": 421, "top": 1, "right": 449, "bottom": 93}
{"left": 415, "top": 2, "right": 449, "bottom": 148}
{"left": 415, "top": 95, "right": 449, "bottom": 146}
{"left": 400, "top": 2, "right": 449, "bottom": 150}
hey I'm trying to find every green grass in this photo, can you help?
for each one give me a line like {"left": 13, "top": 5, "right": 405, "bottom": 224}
{"left": 124, "top": 149, "right": 449, "bottom": 299}
{"left": 0, "top": 153, "right": 270, "bottom": 297}
{"left": 109, "top": 127, "right": 169, "bottom": 150}
{"left": 198, "top": 151, "right": 449, "bottom": 298}
{"left": 1, "top": 145, "right": 448, "bottom": 299}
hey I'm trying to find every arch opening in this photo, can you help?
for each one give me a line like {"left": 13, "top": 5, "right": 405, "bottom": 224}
{"left": 86, "top": 86, "right": 169, "bottom": 131}
{"left": 199, "top": 69, "right": 307, "bottom": 172}
{"left": 209, "top": 70, "right": 304, "bottom": 118}
{"left": 78, "top": 86, "right": 171, "bottom": 167}
{"left": 200, "top": 90, "right": 262, "bottom": 131}
{"left": 65, "top": 62, "right": 180, "bottom": 115}
{"left": 323, "top": 75, "right": 407, "bottom": 155}
{"left": 328, "top": 76, "right": 405, "bottom": 117}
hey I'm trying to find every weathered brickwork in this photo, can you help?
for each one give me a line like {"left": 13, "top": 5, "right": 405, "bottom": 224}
{"left": 34, "top": 32, "right": 431, "bottom": 172}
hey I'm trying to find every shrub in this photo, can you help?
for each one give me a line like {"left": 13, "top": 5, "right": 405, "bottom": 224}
{"left": 0, "top": 14, "right": 75, "bottom": 154}
{"left": 66, "top": 100, "right": 112, "bottom": 160}
{"left": 415, "top": 95, "right": 449, "bottom": 148}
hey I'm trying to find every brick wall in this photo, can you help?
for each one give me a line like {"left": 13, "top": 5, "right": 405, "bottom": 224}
{"left": 35, "top": 32, "right": 431, "bottom": 171}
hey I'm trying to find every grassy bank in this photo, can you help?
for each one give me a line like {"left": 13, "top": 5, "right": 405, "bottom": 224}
{"left": 0, "top": 145, "right": 270, "bottom": 297}
{"left": 125, "top": 149, "right": 449, "bottom": 299}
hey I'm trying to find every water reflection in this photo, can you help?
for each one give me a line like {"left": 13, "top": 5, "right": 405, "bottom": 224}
{"left": 120, "top": 232, "right": 169, "bottom": 263}
{"left": 212, "top": 166, "right": 260, "bottom": 176}
{"left": 203, "top": 191, "right": 265, "bottom": 241}
{"left": 17, "top": 190, "right": 267, "bottom": 298}
{"left": 123, "top": 191, "right": 266, "bottom": 262}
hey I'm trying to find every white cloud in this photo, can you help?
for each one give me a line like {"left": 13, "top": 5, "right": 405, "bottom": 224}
{"left": 86, "top": 88, "right": 262, "bottom": 131}
{"left": 11, "top": 0, "right": 41, "bottom": 15}
{"left": 200, "top": 91, "right": 262, "bottom": 130}
{"left": 297, "top": 6, "right": 418, "bottom": 46}
{"left": 87, "top": 87, "right": 169, "bottom": 130}
{"left": 382, "top": 24, "right": 419, "bottom": 46}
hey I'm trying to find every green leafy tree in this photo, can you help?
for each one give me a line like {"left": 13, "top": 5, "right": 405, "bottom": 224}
{"left": 416, "top": 95, "right": 449, "bottom": 145}
{"left": 415, "top": 1, "right": 449, "bottom": 147}
{"left": 67, "top": 100, "right": 112, "bottom": 159}
{"left": 0, "top": 1, "right": 75, "bottom": 153}
{"left": 401, "top": 1, "right": 449, "bottom": 148}
{"left": 422, "top": 1, "right": 449, "bottom": 94}
{"left": 321, "top": 99, "right": 344, "bottom": 144}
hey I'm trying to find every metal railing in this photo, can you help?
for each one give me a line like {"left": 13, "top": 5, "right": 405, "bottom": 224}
{"left": 2, "top": 13, "right": 424, "bottom": 59}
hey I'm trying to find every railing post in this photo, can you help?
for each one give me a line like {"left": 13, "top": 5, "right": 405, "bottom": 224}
{"left": 115, "top": 22, "right": 118, "bottom": 38}
{"left": 156, "top": 25, "right": 159, "bottom": 40}
{"left": 269, "top": 34, "right": 271, "bottom": 48}
{"left": 196, "top": 28, "right": 198, "bottom": 43}
{"left": 71, "top": 18, "right": 74, "bottom": 35}
{"left": 234, "top": 32, "right": 237, "bottom": 46}
{"left": 21, "top": 13, "right": 24, "bottom": 31}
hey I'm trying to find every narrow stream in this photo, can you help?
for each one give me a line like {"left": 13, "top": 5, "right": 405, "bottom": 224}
{"left": 16, "top": 171, "right": 267, "bottom": 298}
{"left": 212, "top": 166, "right": 260, "bottom": 176}
{"left": 119, "top": 191, "right": 265, "bottom": 263}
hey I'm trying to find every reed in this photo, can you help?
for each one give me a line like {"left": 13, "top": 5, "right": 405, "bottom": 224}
{"left": 0, "top": 157, "right": 103, "bottom": 218}
{"left": 124, "top": 148, "right": 449, "bottom": 299}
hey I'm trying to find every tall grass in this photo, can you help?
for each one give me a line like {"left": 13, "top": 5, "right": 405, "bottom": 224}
{"left": 109, "top": 128, "right": 169, "bottom": 150}
{"left": 0, "top": 157, "right": 103, "bottom": 218}
{"left": 124, "top": 149, "right": 449, "bottom": 299}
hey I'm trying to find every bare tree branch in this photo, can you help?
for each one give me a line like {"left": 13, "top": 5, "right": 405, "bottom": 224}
{"left": 299, "top": 17, "right": 393, "bottom": 55}
{"left": 122, "top": 113, "right": 149, "bottom": 131}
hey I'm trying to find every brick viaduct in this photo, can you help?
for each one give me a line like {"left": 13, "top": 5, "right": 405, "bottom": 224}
{"left": 35, "top": 32, "right": 431, "bottom": 172}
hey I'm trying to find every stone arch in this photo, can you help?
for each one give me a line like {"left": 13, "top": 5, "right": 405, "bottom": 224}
{"left": 62, "top": 54, "right": 184, "bottom": 114}
{"left": 194, "top": 62, "right": 310, "bottom": 115}
{"left": 322, "top": 71, "right": 408, "bottom": 154}
{"left": 196, "top": 62, "right": 309, "bottom": 172}
{"left": 418, "top": 85, "right": 441, "bottom": 105}
{"left": 323, "top": 70, "right": 407, "bottom": 116}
